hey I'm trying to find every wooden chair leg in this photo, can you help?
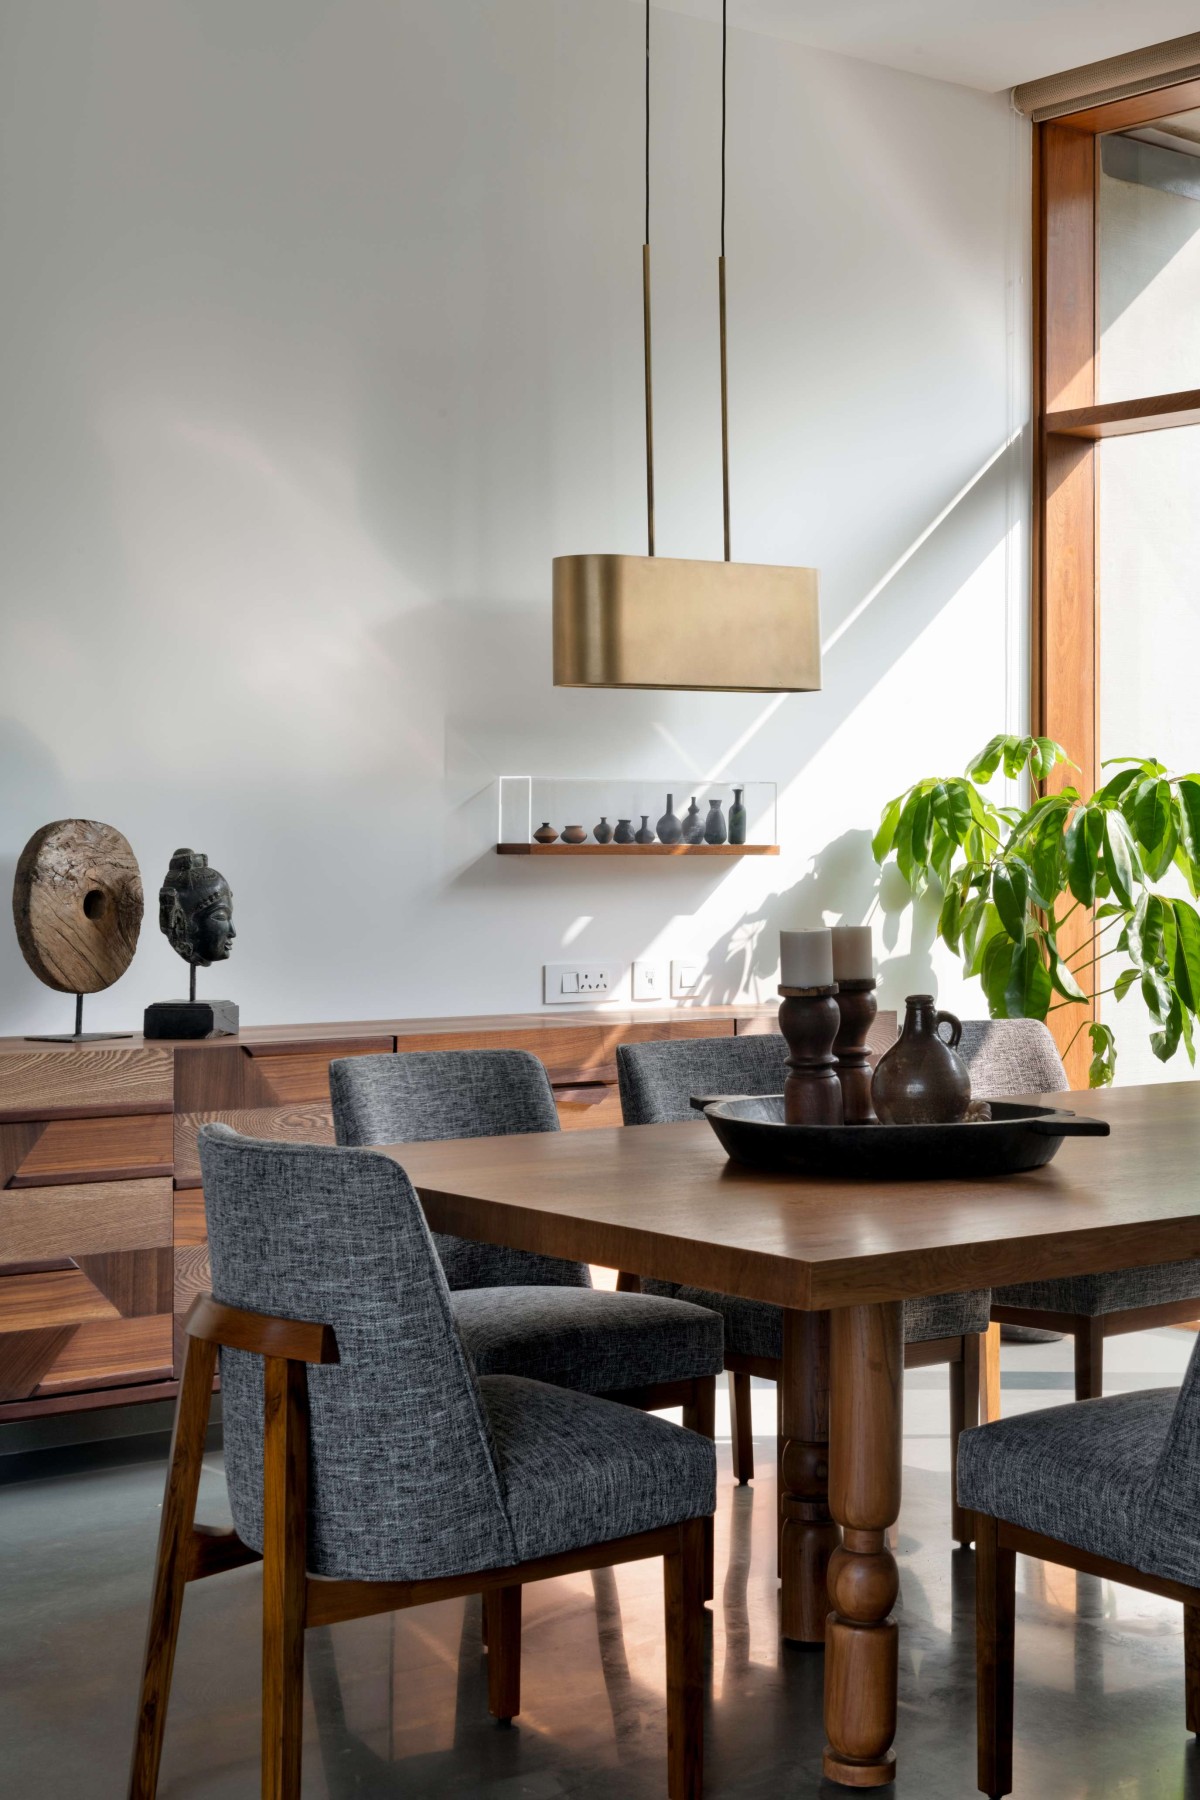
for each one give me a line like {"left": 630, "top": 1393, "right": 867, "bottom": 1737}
{"left": 128, "top": 1333, "right": 218, "bottom": 1799}
{"left": 776, "top": 1379, "right": 783, "bottom": 1578}
{"left": 951, "top": 1334, "right": 984, "bottom": 1547}
{"left": 1074, "top": 1318, "right": 1104, "bottom": 1401}
{"left": 980, "top": 1321, "right": 1001, "bottom": 1424}
{"left": 729, "top": 1370, "right": 754, "bottom": 1485}
{"left": 683, "top": 1377, "right": 716, "bottom": 1603}
{"left": 1186, "top": 1602, "right": 1200, "bottom": 1734}
{"left": 664, "top": 1517, "right": 705, "bottom": 1800}
{"left": 262, "top": 1356, "right": 309, "bottom": 1800}
{"left": 976, "top": 1512, "right": 1016, "bottom": 1800}
{"left": 485, "top": 1586, "right": 522, "bottom": 1723}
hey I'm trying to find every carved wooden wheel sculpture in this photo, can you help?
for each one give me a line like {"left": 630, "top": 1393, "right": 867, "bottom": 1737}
{"left": 13, "top": 819, "right": 144, "bottom": 995}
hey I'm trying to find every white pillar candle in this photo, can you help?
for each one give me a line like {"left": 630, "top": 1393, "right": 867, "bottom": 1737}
{"left": 831, "top": 925, "right": 875, "bottom": 983}
{"left": 780, "top": 928, "right": 834, "bottom": 989}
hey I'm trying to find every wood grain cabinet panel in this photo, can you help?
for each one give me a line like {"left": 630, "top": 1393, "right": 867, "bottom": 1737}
{"left": 0, "top": 1267, "right": 120, "bottom": 1332}
{"left": 396, "top": 1018, "right": 734, "bottom": 1087}
{"left": 0, "top": 1047, "right": 172, "bottom": 1120}
{"left": 33, "top": 1315, "right": 173, "bottom": 1395}
{"left": 5, "top": 1114, "right": 174, "bottom": 1186}
{"left": 174, "top": 1105, "right": 335, "bottom": 1188}
{"left": 244, "top": 1042, "right": 392, "bottom": 1104}
{"left": 554, "top": 1084, "right": 625, "bottom": 1131}
{"left": 0, "top": 1178, "right": 173, "bottom": 1262}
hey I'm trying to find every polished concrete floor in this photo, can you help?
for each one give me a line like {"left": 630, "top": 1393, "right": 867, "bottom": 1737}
{"left": 2, "top": 1330, "right": 1199, "bottom": 1799}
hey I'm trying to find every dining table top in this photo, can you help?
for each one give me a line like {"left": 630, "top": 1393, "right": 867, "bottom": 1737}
{"left": 384, "top": 1081, "right": 1200, "bottom": 1312}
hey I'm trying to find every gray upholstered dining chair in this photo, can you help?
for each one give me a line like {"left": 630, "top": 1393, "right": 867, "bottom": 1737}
{"left": 959, "top": 1018, "right": 1200, "bottom": 1401}
{"left": 959, "top": 1329, "right": 1200, "bottom": 1799}
{"left": 330, "top": 1049, "right": 724, "bottom": 1591}
{"left": 616, "top": 1033, "right": 997, "bottom": 1545}
{"left": 129, "top": 1128, "right": 712, "bottom": 1800}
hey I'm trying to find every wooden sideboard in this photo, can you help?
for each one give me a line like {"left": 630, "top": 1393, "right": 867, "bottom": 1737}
{"left": 0, "top": 1005, "right": 785, "bottom": 1421}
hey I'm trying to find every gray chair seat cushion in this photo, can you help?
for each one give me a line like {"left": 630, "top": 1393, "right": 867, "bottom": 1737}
{"left": 643, "top": 1279, "right": 990, "bottom": 1360}
{"left": 452, "top": 1286, "right": 724, "bottom": 1391}
{"left": 995, "top": 1260, "right": 1200, "bottom": 1319}
{"left": 481, "top": 1374, "right": 716, "bottom": 1562}
{"left": 957, "top": 1390, "right": 1176, "bottom": 1579}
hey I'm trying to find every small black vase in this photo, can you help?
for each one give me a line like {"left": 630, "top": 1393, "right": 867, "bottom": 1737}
{"left": 681, "top": 797, "right": 704, "bottom": 845}
{"left": 613, "top": 818, "right": 635, "bottom": 844}
{"left": 704, "top": 799, "right": 727, "bottom": 845}
{"left": 728, "top": 786, "right": 747, "bottom": 846}
{"left": 593, "top": 817, "right": 613, "bottom": 844}
{"left": 635, "top": 814, "right": 656, "bottom": 845}
{"left": 657, "top": 794, "right": 682, "bottom": 844}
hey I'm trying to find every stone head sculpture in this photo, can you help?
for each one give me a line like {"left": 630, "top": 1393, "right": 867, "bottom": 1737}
{"left": 158, "top": 849, "right": 236, "bottom": 968}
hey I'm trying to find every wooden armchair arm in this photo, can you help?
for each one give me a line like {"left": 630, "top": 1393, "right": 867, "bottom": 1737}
{"left": 185, "top": 1294, "right": 339, "bottom": 1364}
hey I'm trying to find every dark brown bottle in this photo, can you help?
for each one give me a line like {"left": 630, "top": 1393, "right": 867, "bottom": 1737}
{"left": 871, "top": 995, "right": 971, "bottom": 1125}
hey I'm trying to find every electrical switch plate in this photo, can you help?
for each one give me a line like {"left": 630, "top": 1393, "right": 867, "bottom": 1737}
{"left": 543, "top": 962, "right": 621, "bottom": 1004}
{"left": 632, "top": 960, "right": 663, "bottom": 1001}
{"left": 670, "top": 959, "right": 703, "bottom": 999}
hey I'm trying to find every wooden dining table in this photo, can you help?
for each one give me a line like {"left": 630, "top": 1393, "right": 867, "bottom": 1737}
{"left": 383, "top": 1080, "right": 1200, "bottom": 1789}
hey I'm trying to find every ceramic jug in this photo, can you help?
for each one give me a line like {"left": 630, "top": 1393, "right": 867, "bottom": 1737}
{"left": 871, "top": 995, "right": 971, "bottom": 1125}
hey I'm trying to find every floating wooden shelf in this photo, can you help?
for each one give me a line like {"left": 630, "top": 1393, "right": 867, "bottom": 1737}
{"left": 496, "top": 842, "right": 779, "bottom": 856}
{"left": 1045, "top": 387, "right": 1200, "bottom": 440}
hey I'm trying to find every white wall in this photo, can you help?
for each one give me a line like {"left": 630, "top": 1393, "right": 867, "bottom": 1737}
{"left": 0, "top": 0, "right": 1027, "bottom": 1034}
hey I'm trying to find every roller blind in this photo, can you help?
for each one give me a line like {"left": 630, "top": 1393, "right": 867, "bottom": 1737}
{"left": 1013, "top": 33, "right": 1200, "bottom": 123}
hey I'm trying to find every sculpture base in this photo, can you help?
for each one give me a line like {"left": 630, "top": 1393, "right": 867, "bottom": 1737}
{"left": 25, "top": 1032, "right": 134, "bottom": 1043}
{"left": 144, "top": 1000, "right": 239, "bottom": 1040}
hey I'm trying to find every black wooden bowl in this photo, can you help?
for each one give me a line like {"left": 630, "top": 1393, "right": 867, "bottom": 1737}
{"left": 692, "top": 1095, "right": 1109, "bottom": 1180}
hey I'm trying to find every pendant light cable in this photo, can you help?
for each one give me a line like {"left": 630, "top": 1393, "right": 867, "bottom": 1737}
{"left": 718, "top": 0, "right": 731, "bottom": 560}
{"left": 643, "top": 0, "right": 655, "bottom": 556}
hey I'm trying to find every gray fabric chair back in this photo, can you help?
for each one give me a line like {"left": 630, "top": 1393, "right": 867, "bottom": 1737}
{"left": 957, "top": 1019, "right": 1069, "bottom": 1098}
{"left": 329, "top": 1049, "right": 589, "bottom": 1290}
{"left": 198, "top": 1123, "right": 517, "bottom": 1583}
{"left": 1143, "top": 1332, "right": 1200, "bottom": 1585}
{"left": 616, "top": 1033, "right": 788, "bottom": 1126}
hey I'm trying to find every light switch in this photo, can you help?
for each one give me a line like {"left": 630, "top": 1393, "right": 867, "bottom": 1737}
{"left": 632, "top": 960, "right": 663, "bottom": 1001}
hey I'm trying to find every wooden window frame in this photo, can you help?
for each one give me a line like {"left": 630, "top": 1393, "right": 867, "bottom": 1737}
{"left": 1033, "top": 77, "right": 1200, "bottom": 1083}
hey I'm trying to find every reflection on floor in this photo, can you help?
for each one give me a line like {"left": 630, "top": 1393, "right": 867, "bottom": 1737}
{"left": 2, "top": 1330, "right": 1199, "bottom": 1797}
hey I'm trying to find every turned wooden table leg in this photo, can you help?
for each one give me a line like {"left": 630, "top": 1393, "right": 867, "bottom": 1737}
{"left": 823, "top": 1301, "right": 903, "bottom": 1788}
{"left": 780, "top": 1308, "right": 840, "bottom": 1644}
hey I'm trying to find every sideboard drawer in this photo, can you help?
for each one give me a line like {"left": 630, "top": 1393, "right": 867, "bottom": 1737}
{"left": 0, "top": 1177, "right": 173, "bottom": 1263}
{"left": 554, "top": 1083, "right": 625, "bottom": 1130}
{"left": 5, "top": 1114, "right": 173, "bottom": 1187}
{"left": 174, "top": 1104, "right": 335, "bottom": 1187}
{"left": 0, "top": 1047, "right": 172, "bottom": 1120}
{"left": 244, "top": 1040, "right": 392, "bottom": 1104}
{"left": 396, "top": 1018, "right": 735, "bottom": 1087}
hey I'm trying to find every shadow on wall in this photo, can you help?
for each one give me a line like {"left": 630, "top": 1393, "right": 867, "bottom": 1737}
{"left": 688, "top": 828, "right": 942, "bottom": 1007}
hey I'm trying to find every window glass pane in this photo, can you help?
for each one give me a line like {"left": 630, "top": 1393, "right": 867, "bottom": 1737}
{"left": 1098, "top": 425, "right": 1200, "bottom": 1084}
{"left": 1098, "top": 113, "right": 1200, "bottom": 404}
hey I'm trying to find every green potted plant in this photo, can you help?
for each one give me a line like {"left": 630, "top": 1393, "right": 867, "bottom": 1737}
{"left": 872, "top": 734, "right": 1200, "bottom": 1086}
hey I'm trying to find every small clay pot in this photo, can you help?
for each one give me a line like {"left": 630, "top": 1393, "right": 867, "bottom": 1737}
{"left": 561, "top": 825, "right": 587, "bottom": 845}
{"left": 613, "top": 819, "right": 635, "bottom": 844}
{"left": 871, "top": 995, "right": 971, "bottom": 1126}
{"left": 635, "top": 814, "right": 655, "bottom": 845}
{"left": 533, "top": 823, "right": 559, "bottom": 845}
{"left": 593, "top": 817, "right": 614, "bottom": 844}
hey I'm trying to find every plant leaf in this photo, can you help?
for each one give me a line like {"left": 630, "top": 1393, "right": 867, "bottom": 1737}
{"left": 992, "top": 861, "right": 1029, "bottom": 946}
{"left": 982, "top": 932, "right": 1014, "bottom": 1016}
{"left": 966, "top": 735, "right": 1008, "bottom": 785}
{"left": 1004, "top": 939, "right": 1053, "bottom": 1020}
{"left": 1087, "top": 1021, "right": 1117, "bottom": 1088}
{"left": 1048, "top": 947, "right": 1087, "bottom": 1002}
{"left": 1102, "top": 810, "right": 1143, "bottom": 909}
{"left": 1003, "top": 734, "right": 1036, "bottom": 779}
{"left": 872, "top": 793, "right": 905, "bottom": 864}
{"left": 1172, "top": 899, "right": 1200, "bottom": 1013}
{"left": 1150, "top": 993, "right": 1183, "bottom": 1061}
{"left": 1065, "top": 807, "right": 1103, "bottom": 906}
{"left": 1114, "top": 967, "right": 1138, "bottom": 1001}
{"left": 1134, "top": 777, "right": 1172, "bottom": 864}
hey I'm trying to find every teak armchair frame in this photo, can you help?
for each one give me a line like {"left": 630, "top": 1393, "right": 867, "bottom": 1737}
{"left": 128, "top": 1295, "right": 706, "bottom": 1800}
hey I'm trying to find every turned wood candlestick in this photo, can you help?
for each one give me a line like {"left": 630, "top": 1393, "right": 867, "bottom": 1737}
{"left": 778, "top": 985, "right": 844, "bottom": 1126}
{"left": 832, "top": 977, "right": 879, "bottom": 1125}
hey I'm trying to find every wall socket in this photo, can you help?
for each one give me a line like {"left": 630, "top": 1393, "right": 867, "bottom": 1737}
{"left": 543, "top": 962, "right": 621, "bottom": 1004}
{"left": 632, "top": 960, "right": 664, "bottom": 1001}
{"left": 670, "top": 959, "right": 703, "bottom": 999}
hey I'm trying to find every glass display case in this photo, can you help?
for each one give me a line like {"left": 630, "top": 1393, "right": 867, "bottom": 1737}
{"left": 496, "top": 778, "right": 778, "bottom": 854}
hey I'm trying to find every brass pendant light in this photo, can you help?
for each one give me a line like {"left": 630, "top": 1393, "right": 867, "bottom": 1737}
{"left": 553, "top": 0, "right": 820, "bottom": 694}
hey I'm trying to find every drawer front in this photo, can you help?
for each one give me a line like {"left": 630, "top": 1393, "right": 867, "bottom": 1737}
{"left": 0, "top": 1177, "right": 173, "bottom": 1262}
{"left": 245, "top": 1041, "right": 393, "bottom": 1104}
{"left": 395, "top": 1018, "right": 735, "bottom": 1087}
{"left": 0, "top": 1047, "right": 172, "bottom": 1120}
{"left": 5, "top": 1114, "right": 173, "bottom": 1187}
{"left": 30, "top": 1315, "right": 173, "bottom": 1397}
{"left": 554, "top": 1083, "right": 625, "bottom": 1131}
{"left": 174, "top": 1104, "right": 334, "bottom": 1188}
